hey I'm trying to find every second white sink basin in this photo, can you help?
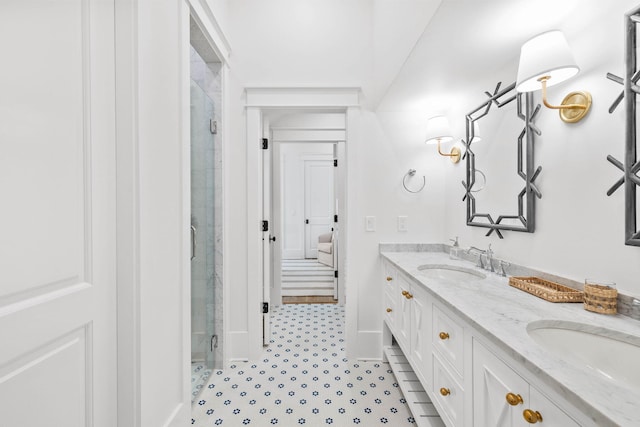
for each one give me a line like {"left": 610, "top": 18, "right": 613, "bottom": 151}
{"left": 527, "top": 320, "right": 640, "bottom": 390}
{"left": 417, "top": 264, "right": 486, "bottom": 282}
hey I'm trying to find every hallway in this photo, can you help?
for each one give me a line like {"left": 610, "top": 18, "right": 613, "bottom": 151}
{"left": 191, "top": 304, "right": 417, "bottom": 426}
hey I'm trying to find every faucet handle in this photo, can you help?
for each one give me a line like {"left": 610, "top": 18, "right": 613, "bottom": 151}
{"left": 498, "top": 260, "right": 510, "bottom": 277}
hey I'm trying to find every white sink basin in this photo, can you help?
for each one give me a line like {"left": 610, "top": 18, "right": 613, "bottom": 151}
{"left": 527, "top": 320, "right": 640, "bottom": 390}
{"left": 416, "top": 264, "right": 486, "bottom": 282}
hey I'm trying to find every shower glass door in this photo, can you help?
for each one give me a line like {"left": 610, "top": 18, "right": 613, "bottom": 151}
{"left": 190, "top": 77, "right": 216, "bottom": 400}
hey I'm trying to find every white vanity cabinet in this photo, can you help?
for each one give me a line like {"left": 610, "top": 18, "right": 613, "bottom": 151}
{"left": 381, "top": 255, "right": 588, "bottom": 427}
{"left": 431, "top": 305, "right": 467, "bottom": 427}
{"left": 383, "top": 261, "right": 433, "bottom": 387}
{"left": 383, "top": 262, "right": 397, "bottom": 328}
{"left": 473, "top": 338, "right": 580, "bottom": 427}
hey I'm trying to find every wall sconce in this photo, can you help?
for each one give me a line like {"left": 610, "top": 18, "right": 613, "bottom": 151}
{"left": 425, "top": 115, "right": 460, "bottom": 163}
{"left": 516, "top": 30, "right": 592, "bottom": 123}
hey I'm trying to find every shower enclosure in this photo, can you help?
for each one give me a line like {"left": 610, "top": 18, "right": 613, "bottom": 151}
{"left": 190, "top": 44, "right": 223, "bottom": 401}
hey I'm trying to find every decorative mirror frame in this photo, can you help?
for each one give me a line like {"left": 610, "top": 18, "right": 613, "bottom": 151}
{"left": 463, "top": 82, "right": 542, "bottom": 239}
{"left": 606, "top": 5, "right": 640, "bottom": 247}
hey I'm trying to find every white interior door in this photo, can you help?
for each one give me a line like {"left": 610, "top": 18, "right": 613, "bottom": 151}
{"left": 0, "top": 1, "right": 117, "bottom": 426}
{"left": 304, "top": 160, "right": 334, "bottom": 258}
{"left": 262, "top": 138, "right": 272, "bottom": 346}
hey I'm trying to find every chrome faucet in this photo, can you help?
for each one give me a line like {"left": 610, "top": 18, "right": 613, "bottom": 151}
{"left": 466, "top": 246, "right": 486, "bottom": 269}
{"left": 485, "top": 244, "right": 494, "bottom": 272}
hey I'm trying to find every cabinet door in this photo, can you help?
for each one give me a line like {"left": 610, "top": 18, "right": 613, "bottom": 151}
{"left": 473, "top": 339, "right": 529, "bottom": 427}
{"left": 433, "top": 354, "right": 465, "bottom": 427}
{"left": 527, "top": 386, "right": 579, "bottom": 427}
{"left": 396, "top": 275, "right": 412, "bottom": 351}
{"left": 433, "top": 305, "right": 465, "bottom": 377}
{"left": 383, "top": 287, "right": 395, "bottom": 328}
{"left": 410, "top": 284, "right": 432, "bottom": 387}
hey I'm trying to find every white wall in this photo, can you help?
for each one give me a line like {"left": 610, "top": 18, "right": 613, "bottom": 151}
{"left": 222, "top": 0, "right": 442, "bottom": 360}
{"left": 379, "top": 0, "right": 640, "bottom": 300}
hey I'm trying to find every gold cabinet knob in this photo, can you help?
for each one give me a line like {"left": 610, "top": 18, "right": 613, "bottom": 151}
{"left": 386, "top": 308, "right": 392, "bottom": 313}
{"left": 523, "top": 409, "right": 543, "bottom": 424}
{"left": 439, "top": 387, "right": 451, "bottom": 396}
{"left": 405, "top": 293, "right": 413, "bottom": 299}
{"left": 439, "top": 332, "right": 450, "bottom": 340}
{"left": 505, "top": 393, "right": 523, "bottom": 406}
{"left": 401, "top": 290, "right": 408, "bottom": 296}
{"left": 386, "top": 276, "right": 393, "bottom": 281}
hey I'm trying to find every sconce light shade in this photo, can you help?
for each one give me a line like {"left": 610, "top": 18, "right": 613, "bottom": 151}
{"left": 515, "top": 30, "right": 591, "bottom": 123}
{"left": 516, "top": 30, "right": 579, "bottom": 93}
{"left": 469, "top": 121, "right": 482, "bottom": 143}
{"left": 425, "top": 116, "right": 453, "bottom": 145}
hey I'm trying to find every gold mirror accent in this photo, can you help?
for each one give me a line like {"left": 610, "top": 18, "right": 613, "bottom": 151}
{"left": 505, "top": 392, "right": 523, "bottom": 406}
{"left": 439, "top": 387, "right": 451, "bottom": 396}
{"left": 439, "top": 332, "right": 450, "bottom": 340}
{"left": 523, "top": 409, "right": 543, "bottom": 424}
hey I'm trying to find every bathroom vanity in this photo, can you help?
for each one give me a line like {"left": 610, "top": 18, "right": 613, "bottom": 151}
{"left": 380, "top": 245, "right": 640, "bottom": 427}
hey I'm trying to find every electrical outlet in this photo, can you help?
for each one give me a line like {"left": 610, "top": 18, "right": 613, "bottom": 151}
{"left": 398, "top": 216, "right": 408, "bottom": 232}
{"left": 365, "top": 216, "right": 376, "bottom": 232}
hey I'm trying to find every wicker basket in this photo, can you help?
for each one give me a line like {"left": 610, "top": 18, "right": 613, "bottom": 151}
{"left": 584, "top": 283, "right": 618, "bottom": 314}
{"left": 508, "top": 277, "right": 584, "bottom": 303}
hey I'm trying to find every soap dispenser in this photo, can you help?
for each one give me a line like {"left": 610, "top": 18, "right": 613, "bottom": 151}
{"left": 449, "top": 237, "right": 460, "bottom": 260}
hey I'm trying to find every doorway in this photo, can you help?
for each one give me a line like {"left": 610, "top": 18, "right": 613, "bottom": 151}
{"left": 277, "top": 142, "right": 336, "bottom": 301}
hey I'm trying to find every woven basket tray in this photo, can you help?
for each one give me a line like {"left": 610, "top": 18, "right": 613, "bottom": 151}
{"left": 508, "top": 277, "right": 584, "bottom": 303}
{"left": 584, "top": 284, "right": 618, "bottom": 314}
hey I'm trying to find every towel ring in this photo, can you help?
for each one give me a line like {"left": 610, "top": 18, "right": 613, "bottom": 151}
{"left": 470, "top": 169, "right": 486, "bottom": 193}
{"left": 403, "top": 169, "right": 426, "bottom": 193}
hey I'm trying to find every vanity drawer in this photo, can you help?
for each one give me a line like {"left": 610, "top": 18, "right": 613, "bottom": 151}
{"left": 433, "top": 353, "right": 465, "bottom": 427}
{"left": 433, "top": 304, "right": 464, "bottom": 378}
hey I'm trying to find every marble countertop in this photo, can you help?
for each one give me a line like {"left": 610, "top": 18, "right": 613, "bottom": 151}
{"left": 380, "top": 249, "right": 640, "bottom": 427}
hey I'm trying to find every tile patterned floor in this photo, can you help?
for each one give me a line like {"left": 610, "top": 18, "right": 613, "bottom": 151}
{"left": 191, "top": 304, "right": 416, "bottom": 426}
{"left": 192, "top": 362, "right": 212, "bottom": 403}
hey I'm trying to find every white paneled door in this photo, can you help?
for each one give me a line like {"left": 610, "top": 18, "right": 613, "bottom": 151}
{"left": 0, "top": 1, "right": 117, "bottom": 426}
{"left": 304, "top": 160, "right": 334, "bottom": 259}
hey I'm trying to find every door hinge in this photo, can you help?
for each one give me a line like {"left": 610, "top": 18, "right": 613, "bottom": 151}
{"left": 333, "top": 159, "right": 338, "bottom": 167}
{"left": 262, "top": 302, "right": 269, "bottom": 314}
{"left": 262, "top": 220, "right": 269, "bottom": 232}
{"left": 262, "top": 138, "right": 269, "bottom": 149}
{"left": 210, "top": 119, "right": 218, "bottom": 135}
{"left": 334, "top": 270, "right": 338, "bottom": 278}
{"left": 334, "top": 214, "right": 338, "bottom": 223}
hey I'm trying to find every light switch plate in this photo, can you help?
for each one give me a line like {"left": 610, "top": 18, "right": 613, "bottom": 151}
{"left": 365, "top": 216, "right": 376, "bottom": 232}
{"left": 398, "top": 215, "right": 408, "bottom": 232}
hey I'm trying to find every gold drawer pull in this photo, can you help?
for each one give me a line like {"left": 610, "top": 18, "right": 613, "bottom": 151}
{"left": 506, "top": 393, "right": 523, "bottom": 406}
{"left": 401, "top": 290, "right": 408, "bottom": 296}
{"left": 386, "top": 308, "right": 392, "bottom": 313}
{"left": 523, "top": 409, "right": 543, "bottom": 424}
{"left": 405, "top": 293, "right": 413, "bottom": 299}
{"left": 439, "top": 332, "right": 450, "bottom": 340}
{"left": 386, "top": 276, "right": 393, "bottom": 281}
{"left": 439, "top": 387, "right": 450, "bottom": 396}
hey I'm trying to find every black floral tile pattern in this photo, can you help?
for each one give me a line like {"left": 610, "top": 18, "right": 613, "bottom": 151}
{"left": 191, "top": 304, "right": 415, "bottom": 426}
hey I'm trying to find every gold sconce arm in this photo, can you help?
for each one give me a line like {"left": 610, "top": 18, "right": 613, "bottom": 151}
{"left": 436, "top": 140, "right": 461, "bottom": 163}
{"left": 538, "top": 76, "right": 592, "bottom": 123}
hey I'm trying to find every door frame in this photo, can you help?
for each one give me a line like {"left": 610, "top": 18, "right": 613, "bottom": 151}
{"left": 114, "top": 0, "right": 230, "bottom": 424}
{"left": 271, "top": 141, "right": 341, "bottom": 304}
{"left": 245, "top": 88, "right": 360, "bottom": 360}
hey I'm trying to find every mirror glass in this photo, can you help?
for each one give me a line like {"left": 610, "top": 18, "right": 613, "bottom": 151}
{"left": 464, "top": 82, "right": 541, "bottom": 238}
